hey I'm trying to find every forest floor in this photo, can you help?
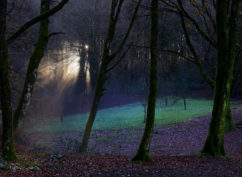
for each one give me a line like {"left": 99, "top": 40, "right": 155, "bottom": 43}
{"left": 1, "top": 110, "right": 242, "bottom": 176}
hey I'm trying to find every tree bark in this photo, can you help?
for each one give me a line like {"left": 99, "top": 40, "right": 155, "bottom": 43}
{"left": 13, "top": 0, "right": 50, "bottom": 130}
{"left": 177, "top": 0, "right": 236, "bottom": 132}
{"left": 132, "top": 0, "right": 158, "bottom": 162}
{"left": 79, "top": 59, "right": 108, "bottom": 152}
{"left": 225, "top": 100, "right": 236, "bottom": 132}
{"left": 200, "top": 0, "right": 238, "bottom": 157}
{"left": 225, "top": 0, "right": 239, "bottom": 132}
{"left": 0, "top": 0, "right": 17, "bottom": 161}
{"left": 79, "top": 0, "right": 141, "bottom": 152}
{"left": 79, "top": 0, "right": 120, "bottom": 153}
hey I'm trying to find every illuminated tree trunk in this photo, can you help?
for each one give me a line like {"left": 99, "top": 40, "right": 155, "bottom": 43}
{"left": 75, "top": 46, "right": 88, "bottom": 95}
{"left": 201, "top": 0, "right": 239, "bottom": 157}
{"left": 132, "top": 0, "right": 158, "bottom": 162}
{"left": 0, "top": 0, "right": 17, "bottom": 161}
{"left": 13, "top": 0, "right": 50, "bottom": 130}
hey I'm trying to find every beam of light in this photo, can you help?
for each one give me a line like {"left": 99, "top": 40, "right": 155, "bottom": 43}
{"left": 38, "top": 41, "right": 81, "bottom": 94}
{"left": 84, "top": 60, "right": 91, "bottom": 94}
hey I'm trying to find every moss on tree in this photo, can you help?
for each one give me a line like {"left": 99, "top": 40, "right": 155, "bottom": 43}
{"left": 132, "top": 0, "right": 158, "bottom": 162}
{"left": 0, "top": 0, "right": 17, "bottom": 161}
{"left": 200, "top": 0, "right": 239, "bottom": 157}
{"left": 177, "top": 0, "right": 236, "bottom": 133}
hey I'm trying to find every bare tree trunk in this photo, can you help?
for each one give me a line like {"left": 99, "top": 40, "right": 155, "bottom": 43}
{"left": 200, "top": 0, "right": 239, "bottom": 157}
{"left": 0, "top": 0, "right": 17, "bottom": 161}
{"left": 183, "top": 97, "right": 187, "bottom": 110}
{"left": 79, "top": 0, "right": 119, "bottom": 153}
{"left": 177, "top": 0, "right": 236, "bottom": 132}
{"left": 79, "top": 59, "right": 108, "bottom": 152}
{"left": 80, "top": 0, "right": 141, "bottom": 152}
{"left": 132, "top": 0, "right": 158, "bottom": 162}
{"left": 13, "top": 0, "right": 50, "bottom": 130}
{"left": 225, "top": 0, "right": 239, "bottom": 132}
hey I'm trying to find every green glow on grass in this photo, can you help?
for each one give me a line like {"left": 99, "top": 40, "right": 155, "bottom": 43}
{"left": 24, "top": 98, "right": 220, "bottom": 133}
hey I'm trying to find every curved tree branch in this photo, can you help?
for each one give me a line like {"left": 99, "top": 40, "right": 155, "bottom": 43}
{"left": 161, "top": 49, "right": 196, "bottom": 63}
{"left": 7, "top": 0, "right": 69, "bottom": 44}
{"left": 177, "top": 0, "right": 216, "bottom": 48}
{"left": 110, "top": 0, "right": 142, "bottom": 59}
{"left": 180, "top": 10, "right": 215, "bottom": 88}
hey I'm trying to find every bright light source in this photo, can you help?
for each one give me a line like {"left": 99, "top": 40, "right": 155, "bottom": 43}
{"left": 85, "top": 44, "right": 89, "bottom": 50}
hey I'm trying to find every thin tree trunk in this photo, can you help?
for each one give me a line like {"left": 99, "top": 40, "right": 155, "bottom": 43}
{"left": 225, "top": 0, "right": 239, "bottom": 132}
{"left": 183, "top": 97, "right": 187, "bottom": 110}
{"left": 79, "top": 0, "right": 141, "bottom": 153}
{"left": 165, "top": 97, "right": 168, "bottom": 107}
{"left": 79, "top": 60, "right": 108, "bottom": 152}
{"left": 79, "top": 0, "right": 118, "bottom": 152}
{"left": 0, "top": 0, "right": 17, "bottom": 161}
{"left": 200, "top": 0, "right": 238, "bottom": 157}
{"left": 75, "top": 47, "right": 87, "bottom": 94}
{"left": 13, "top": 0, "right": 50, "bottom": 130}
{"left": 132, "top": 0, "right": 158, "bottom": 162}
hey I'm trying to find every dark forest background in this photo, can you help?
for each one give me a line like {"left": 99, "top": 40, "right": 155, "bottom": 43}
{"left": 5, "top": 0, "right": 241, "bottom": 119}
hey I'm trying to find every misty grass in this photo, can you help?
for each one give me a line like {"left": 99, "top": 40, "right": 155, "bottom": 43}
{"left": 24, "top": 98, "right": 217, "bottom": 133}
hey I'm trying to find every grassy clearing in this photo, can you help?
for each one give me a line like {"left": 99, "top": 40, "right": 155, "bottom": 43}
{"left": 24, "top": 98, "right": 218, "bottom": 133}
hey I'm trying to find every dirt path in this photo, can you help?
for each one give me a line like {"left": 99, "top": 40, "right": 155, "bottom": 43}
{"left": 4, "top": 110, "right": 240, "bottom": 177}
{"left": 24, "top": 111, "right": 242, "bottom": 159}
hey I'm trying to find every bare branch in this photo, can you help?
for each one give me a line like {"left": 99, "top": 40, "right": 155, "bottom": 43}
{"left": 177, "top": 0, "right": 216, "bottom": 48}
{"left": 160, "top": 49, "right": 196, "bottom": 63}
{"left": 48, "top": 32, "right": 65, "bottom": 38}
{"left": 180, "top": 10, "right": 215, "bottom": 88}
{"left": 202, "top": 0, "right": 216, "bottom": 31}
{"left": 110, "top": 0, "right": 142, "bottom": 59}
{"left": 7, "top": 0, "right": 69, "bottom": 44}
{"left": 106, "top": 45, "right": 131, "bottom": 72}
